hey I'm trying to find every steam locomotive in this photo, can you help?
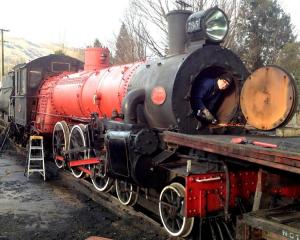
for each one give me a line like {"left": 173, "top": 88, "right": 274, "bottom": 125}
{"left": 1, "top": 7, "right": 300, "bottom": 239}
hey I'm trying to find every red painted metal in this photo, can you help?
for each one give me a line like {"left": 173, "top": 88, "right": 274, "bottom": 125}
{"left": 34, "top": 73, "right": 69, "bottom": 133}
{"left": 266, "top": 172, "right": 300, "bottom": 199}
{"left": 272, "top": 185, "right": 300, "bottom": 198}
{"left": 185, "top": 171, "right": 258, "bottom": 218}
{"left": 51, "top": 71, "right": 96, "bottom": 118}
{"left": 151, "top": 86, "right": 167, "bottom": 105}
{"left": 69, "top": 158, "right": 100, "bottom": 167}
{"left": 84, "top": 48, "right": 110, "bottom": 71}
{"left": 78, "top": 167, "right": 92, "bottom": 176}
{"left": 34, "top": 47, "right": 143, "bottom": 134}
{"left": 231, "top": 137, "right": 246, "bottom": 144}
{"left": 185, "top": 169, "right": 300, "bottom": 218}
{"left": 55, "top": 155, "right": 64, "bottom": 161}
{"left": 252, "top": 141, "right": 277, "bottom": 148}
{"left": 94, "top": 63, "right": 141, "bottom": 117}
{"left": 231, "top": 137, "right": 278, "bottom": 148}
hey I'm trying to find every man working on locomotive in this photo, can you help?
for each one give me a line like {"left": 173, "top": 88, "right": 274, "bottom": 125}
{"left": 192, "top": 73, "right": 232, "bottom": 125}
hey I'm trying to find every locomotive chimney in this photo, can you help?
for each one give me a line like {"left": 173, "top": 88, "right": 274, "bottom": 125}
{"left": 166, "top": 10, "right": 192, "bottom": 55}
{"left": 84, "top": 47, "right": 110, "bottom": 71}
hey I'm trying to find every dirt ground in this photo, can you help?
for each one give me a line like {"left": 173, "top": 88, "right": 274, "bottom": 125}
{"left": 0, "top": 151, "right": 170, "bottom": 240}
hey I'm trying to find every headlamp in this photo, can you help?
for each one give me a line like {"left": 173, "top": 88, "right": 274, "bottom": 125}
{"left": 186, "top": 7, "right": 229, "bottom": 43}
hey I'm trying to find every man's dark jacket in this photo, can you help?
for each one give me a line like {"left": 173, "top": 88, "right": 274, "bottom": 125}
{"left": 191, "top": 77, "right": 222, "bottom": 113}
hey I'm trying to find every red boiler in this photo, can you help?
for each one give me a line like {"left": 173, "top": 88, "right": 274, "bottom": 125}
{"left": 34, "top": 48, "right": 142, "bottom": 133}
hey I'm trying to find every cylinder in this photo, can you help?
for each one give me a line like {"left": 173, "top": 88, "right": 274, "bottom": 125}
{"left": 166, "top": 10, "right": 192, "bottom": 55}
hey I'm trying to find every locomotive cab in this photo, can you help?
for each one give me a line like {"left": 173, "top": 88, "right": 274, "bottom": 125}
{"left": 1, "top": 55, "right": 83, "bottom": 127}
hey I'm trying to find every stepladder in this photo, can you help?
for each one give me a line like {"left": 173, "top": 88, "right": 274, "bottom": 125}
{"left": 26, "top": 135, "right": 46, "bottom": 181}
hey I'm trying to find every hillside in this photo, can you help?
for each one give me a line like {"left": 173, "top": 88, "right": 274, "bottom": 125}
{"left": 3, "top": 36, "right": 84, "bottom": 73}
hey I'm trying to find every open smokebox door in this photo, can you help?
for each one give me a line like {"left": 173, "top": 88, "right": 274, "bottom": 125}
{"left": 240, "top": 66, "right": 298, "bottom": 131}
{"left": 190, "top": 66, "right": 243, "bottom": 126}
{"left": 213, "top": 74, "right": 240, "bottom": 124}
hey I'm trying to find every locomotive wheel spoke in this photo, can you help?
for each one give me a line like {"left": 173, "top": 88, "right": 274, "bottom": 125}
{"left": 52, "top": 121, "right": 69, "bottom": 169}
{"left": 164, "top": 191, "right": 172, "bottom": 203}
{"left": 91, "top": 163, "right": 114, "bottom": 192}
{"left": 115, "top": 179, "right": 139, "bottom": 206}
{"left": 159, "top": 182, "right": 194, "bottom": 237}
{"left": 69, "top": 124, "right": 87, "bottom": 178}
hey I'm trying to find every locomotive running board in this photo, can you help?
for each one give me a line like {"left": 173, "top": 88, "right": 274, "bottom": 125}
{"left": 163, "top": 131, "right": 300, "bottom": 175}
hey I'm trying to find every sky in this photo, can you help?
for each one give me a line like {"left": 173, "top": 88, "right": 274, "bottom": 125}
{"left": 0, "top": 0, "right": 130, "bottom": 47}
{"left": 278, "top": 0, "right": 300, "bottom": 37}
{"left": 0, "top": 0, "right": 299, "bottom": 48}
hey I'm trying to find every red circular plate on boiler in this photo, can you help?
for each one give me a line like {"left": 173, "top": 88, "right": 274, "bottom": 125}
{"left": 151, "top": 86, "right": 167, "bottom": 105}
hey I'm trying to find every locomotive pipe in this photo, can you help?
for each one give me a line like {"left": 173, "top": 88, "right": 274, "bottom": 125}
{"left": 122, "top": 88, "right": 146, "bottom": 124}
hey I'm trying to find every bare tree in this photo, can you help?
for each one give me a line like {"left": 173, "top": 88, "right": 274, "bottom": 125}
{"left": 124, "top": 0, "right": 171, "bottom": 57}
{"left": 124, "top": 0, "right": 240, "bottom": 57}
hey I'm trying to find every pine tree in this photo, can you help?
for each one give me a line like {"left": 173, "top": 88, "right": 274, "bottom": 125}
{"left": 235, "top": 0, "right": 295, "bottom": 71}
{"left": 94, "top": 38, "right": 102, "bottom": 48}
{"left": 114, "top": 23, "right": 145, "bottom": 64}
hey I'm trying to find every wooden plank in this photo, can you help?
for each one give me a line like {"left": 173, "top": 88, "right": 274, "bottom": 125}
{"left": 276, "top": 127, "right": 300, "bottom": 137}
{"left": 242, "top": 206, "right": 300, "bottom": 238}
{"left": 269, "top": 212, "right": 300, "bottom": 224}
{"left": 163, "top": 131, "right": 300, "bottom": 174}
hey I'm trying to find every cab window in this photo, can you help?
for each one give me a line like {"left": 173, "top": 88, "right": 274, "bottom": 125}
{"left": 51, "top": 62, "right": 70, "bottom": 72}
{"left": 29, "top": 70, "right": 42, "bottom": 88}
{"left": 20, "top": 68, "right": 27, "bottom": 94}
